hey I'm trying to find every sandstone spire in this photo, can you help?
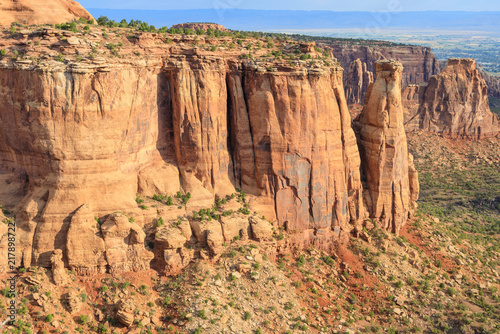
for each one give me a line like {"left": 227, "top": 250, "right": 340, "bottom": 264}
{"left": 355, "top": 60, "right": 418, "bottom": 234}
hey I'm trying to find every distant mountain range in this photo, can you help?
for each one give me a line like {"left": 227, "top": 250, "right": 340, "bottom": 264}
{"left": 87, "top": 9, "right": 500, "bottom": 33}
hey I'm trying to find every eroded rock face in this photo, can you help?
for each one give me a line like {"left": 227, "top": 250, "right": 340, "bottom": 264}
{"left": 403, "top": 59, "right": 500, "bottom": 139}
{"left": 100, "top": 213, "right": 153, "bottom": 273}
{"left": 355, "top": 60, "right": 418, "bottom": 234}
{"left": 402, "top": 84, "right": 427, "bottom": 131}
{"left": 65, "top": 291, "right": 82, "bottom": 313}
{"left": 220, "top": 216, "right": 250, "bottom": 242}
{"left": 51, "top": 249, "right": 68, "bottom": 286}
{"left": 229, "top": 66, "right": 367, "bottom": 238}
{"left": 170, "top": 23, "right": 228, "bottom": 32}
{"left": 0, "top": 0, "right": 93, "bottom": 26}
{"left": 481, "top": 70, "right": 500, "bottom": 99}
{"left": 327, "top": 45, "right": 439, "bottom": 105}
{"left": 345, "top": 59, "right": 374, "bottom": 106}
{"left": 116, "top": 300, "right": 135, "bottom": 327}
{"left": 0, "top": 53, "right": 417, "bottom": 270}
{"left": 153, "top": 221, "right": 194, "bottom": 274}
{"left": 249, "top": 217, "right": 273, "bottom": 242}
{"left": 66, "top": 204, "right": 107, "bottom": 275}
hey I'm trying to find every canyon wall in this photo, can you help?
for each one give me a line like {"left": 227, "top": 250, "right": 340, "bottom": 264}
{"left": 0, "top": 53, "right": 418, "bottom": 273}
{"left": 402, "top": 59, "right": 500, "bottom": 139}
{"left": 481, "top": 70, "right": 500, "bottom": 99}
{"left": 324, "top": 44, "right": 439, "bottom": 105}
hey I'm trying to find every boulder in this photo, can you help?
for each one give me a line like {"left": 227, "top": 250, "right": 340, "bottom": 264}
{"left": 116, "top": 301, "right": 135, "bottom": 327}
{"left": 249, "top": 217, "right": 273, "bottom": 242}
{"left": 101, "top": 213, "right": 153, "bottom": 273}
{"left": 51, "top": 249, "right": 68, "bottom": 286}
{"left": 220, "top": 216, "right": 251, "bottom": 242}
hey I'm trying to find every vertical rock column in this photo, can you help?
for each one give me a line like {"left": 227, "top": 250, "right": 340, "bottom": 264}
{"left": 345, "top": 59, "right": 374, "bottom": 105}
{"left": 168, "top": 61, "right": 235, "bottom": 206}
{"left": 356, "top": 60, "right": 417, "bottom": 234}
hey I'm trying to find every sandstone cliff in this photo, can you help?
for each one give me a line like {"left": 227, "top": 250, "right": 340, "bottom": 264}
{"left": 403, "top": 59, "right": 500, "bottom": 139}
{"left": 0, "top": 23, "right": 418, "bottom": 274}
{"left": 345, "top": 59, "right": 374, "bottom": 108}
{"left": 0, "top": 0, "right": 93, "bottom": 26}
{"left": 354, "top": 60, "right": 419, "bottom": 234}
{"left": 324, "top": 44, "right": 439, "bottom": 105}
{"left": 481, "top": 70, "right": 500, "bottom": 99}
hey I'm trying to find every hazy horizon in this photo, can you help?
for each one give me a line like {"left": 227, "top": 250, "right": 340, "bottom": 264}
{"left": 79, "top": 0, "right": 500, "bottom": 12}
{"left": 85, "top": 8, "right": 500, "bottom": 34}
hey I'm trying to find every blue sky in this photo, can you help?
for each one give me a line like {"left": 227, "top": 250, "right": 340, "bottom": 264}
{"left": 78, "top": 0, "right": 500, "bottom": 11}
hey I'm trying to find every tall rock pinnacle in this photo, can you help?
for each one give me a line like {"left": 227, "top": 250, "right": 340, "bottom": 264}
{"left": 355, "top": 60, "right": 419, "bottom": 234}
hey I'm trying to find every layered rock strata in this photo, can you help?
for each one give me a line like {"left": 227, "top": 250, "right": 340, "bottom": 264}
{"left": 402, "top": 59, "right": 500, "bottom": 139}
{"left": 0, "top": 31, "right": 418, "bottom": 274}
{"left": 355, "top": 60, "right": 419, "bottom": 234}
{"left": 325, "top": 44, "right": 439, "bottom": 105}
{"left": 170, "top": 23, "right": 228, "bottom": 32}
{"left": 345, "top": 59, "right": 374, "bottom": 107}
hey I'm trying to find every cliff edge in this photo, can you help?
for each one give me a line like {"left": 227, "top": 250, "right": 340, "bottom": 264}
{"left": 0, "top": 0, "right": 93, "bottom": 26}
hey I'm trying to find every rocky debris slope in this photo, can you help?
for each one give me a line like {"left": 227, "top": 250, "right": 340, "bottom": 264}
{"left": 0, "top": 0, "right": 93, "bottom": 26}
{"left": 3, "top": 210, "right": 499, "bottom": 334}
{"left": 403, "top": 58, "right": 500, "bottom": 139}
{"left": 354, "top": 60, "right": 419, "bottom": 234}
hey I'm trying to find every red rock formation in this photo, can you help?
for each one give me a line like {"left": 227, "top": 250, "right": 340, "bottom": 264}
{"left": 66, "top": 204, "right": 107, "bottom": 275}
{"left": 100, "top": 213, "right": 154, "bottom": 273}
{"left": 0, "top": 0, "right": 93, "bottom": 26}
{"left": 345, "top": 59, "right": 374, "bottom": 106}
{"left": 228, "top": 66, "right": 368, "bottom": 248}
{"left": 402, "top": 84, "right": 427, "bottom": 131}
{"left": 355, "top": 60, "right": 418, "bottom": 234}
{"left": 324, "top": 44, "right": 439, "bottom": 105}
{"left": 481, "top": 70, "right": 500, "bottom": 99}
{"left": 402, "top": 59, "right": 500, "bottom": 139}
{"left": 0, "top": 20, "right": 419, "bottom": 272}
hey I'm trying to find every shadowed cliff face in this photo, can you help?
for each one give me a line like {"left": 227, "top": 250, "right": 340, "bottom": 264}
{"left": 0, "top": 57, "right": 418, "bottom": 272}
{"left": 403, "top": 59, "right": 500, "bottom": 139}
{"left": 228, "top": 67, "right": 367, "bottom": 245}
